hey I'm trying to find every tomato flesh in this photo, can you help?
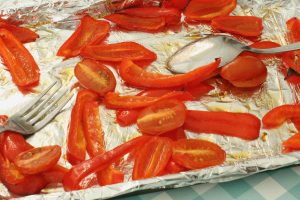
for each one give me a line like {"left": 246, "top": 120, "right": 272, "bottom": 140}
{"left": 137, "top": 99, "right": 186, "bottom": 135}
{"left": 75, "top": 59, "right": 116, "bottom": 96}
{"left": 132, "top": 137, "right": 172, "bottom": 180}
{"left": 172, "top": 139, "right": 226, "bottom": 169}
{"left": 14, "top": 145, "right": 61, "bottom": 175}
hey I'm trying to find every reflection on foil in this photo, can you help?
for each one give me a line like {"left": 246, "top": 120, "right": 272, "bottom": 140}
{"left": 0, "top": 0, "right": 300, "bottom": 199}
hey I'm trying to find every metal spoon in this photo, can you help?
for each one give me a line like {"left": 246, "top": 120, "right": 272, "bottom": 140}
{"left": 167, "top": 35, "right": 300, "bottom": 74}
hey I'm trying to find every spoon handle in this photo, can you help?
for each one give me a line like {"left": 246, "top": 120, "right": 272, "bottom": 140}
{"left": 245, "top": 42, "right": 300, "bottom": 54}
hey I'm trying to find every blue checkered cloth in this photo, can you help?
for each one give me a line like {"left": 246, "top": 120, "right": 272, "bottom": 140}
{"left": 117, "top": 166, "right": 300, "bottom": 200}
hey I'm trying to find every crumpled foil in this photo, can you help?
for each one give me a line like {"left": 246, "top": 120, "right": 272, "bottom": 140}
{"left": 0, "top": 0, "right": 300, "bottom": 199}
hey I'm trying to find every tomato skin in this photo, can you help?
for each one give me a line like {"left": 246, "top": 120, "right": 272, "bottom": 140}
{"left": 282, "top": 133, "right": 300, "bottom": 153}
{"left": 287, "top": 17, "right": 300, "bottom": 42}
{"left": 0, "top": 28, "right": 39, "bottom": 88}
{"left": 119, "top": 59, "right": 220, "bottom": 88}
{"left": 119, "top": 7, "right": 181, "bottom": 25}
{"left": 132, "top": 137, "right": 172, "bottom": 180}
{"left": 67, "top": 89, "right": 99, "bottom": 165}
{"left": 137, "top": 99, "right": 186, "bottom": 135}
{"left": 160, "top": 127, "right": 186, "bottom": 141}
{"left": 184, "top": 0, "right": 236, "bottom": 22}
{"left": 81, "top": 42, "right": 157, "bottom": 62}
{"left": 220, "top": 56, "right": 267, "bottom": 88}
{"left": 0, "top": 154, "right": 25, "bottom": 184}
{"left": 0, "top": 19, "right": 39, "bottom": 43}
{"left": 184, "top": 110, "right": 260, "bottom": 140}
{"left": 42, "top": 165, "right": 69, "bottom": 184}
{"left": 172, "top": 139, "right": 226, "bottom": 169}
{"left": 292, "top": 118, "right": 300, "bottom": 131}
{"left": 63, "top": 136, "right": 150, "bottom": 191}
{"left": 105, "top": 14, "right": 166, "bottom": 32}
{"left": 211, "top": 16, "right": 263, "bottom": 37}
{"left": 162, "top": 0, "right": 189, "bottom": 11}
{"left": 117, "top": 109, "right": 141, "bottom": 127}
{"left": 104, "top": 91, "right": 193, "bottom": 109}
{"left": 57, "top": 15, "right": 110, "bottom": 58}
{"left": 262, "top": 104, "right": 300, "bottom": 129}
{"left": 75, "top": 59, "right": 116, "bottom": 96}
{"left": 14, "top": 145, "right": 61, "bottom": 175}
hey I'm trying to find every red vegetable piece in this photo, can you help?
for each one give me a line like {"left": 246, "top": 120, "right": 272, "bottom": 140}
{"left": 0, "top": 154, "right": 25, "bottom": 184}
{"left": 116, "top": 109, "right": 141, "bottom": 127}
{"left": 165, "top": 160, "right": 186, "bottom": 174}
{"left": 137, "top": 99, "right": 186, "bottom": 135}
{"left": 0, "top": 29, "right": 39, "bottom": 88}
{"left": 57, "top": 15, "right": 110, "bottom": 58}
{"left": 160, "top": 127, "right": 186, "bottom": 141}
{"left": 63, "top": 136, "right": 150, "bottom": 191}
{"left": 262, "top": 104, "right": 300, "bottom": 129}
{"left": 162, "top": 0, "right": 189, "bottom": 11}
{"left": 184, "top": 110, "right": 261, "bottom": 140}
{"left": 184, "top": 0, "right": 237, "bottom": 22}
{"left": 282, "top": 133, "right": 300, "bottom": 153}
{"left": 119, "top": 7, "right": 181, "bottom": 25}
{"left": 0, "top": 115, "right": 8, "bottom": 126}
{"left": 184, "top": 83, "right": 214, "bottom": 99}
{"left": 211, "top": 16, "right": 263, "bottom": 37}
{"left": 132, "top": 137, "right": 172, "bottom": 180}
{"left": 119, "top": 59, "right": 220, "bottom": 88}
{"left": 292, "top": 118, "right": 300, "bottom": 131}
{"left": 42, "top": 165, "right": 69, "bottom": 184}
{"left": 220, "top": 56, "right": 267, "bottom": 88}
{"left": 0, "top": 19, "right": 39, "bottom": 43}
{"left": 14, "top": 145, "right": 61, "bottom": 175}
{"left": 172, "top": 139, "right": 226, "bottom": 169}
{"left": 74, "top": 59, "right": 116, "bottom": 96}
{"left": 67, "top": 89, "right": 99, "bottom": 165}
{"left": 96, "top": 166, "right": 124, "bottom": 186}
{"left": 81, "top": 42, "right": 157, "bottom": 62}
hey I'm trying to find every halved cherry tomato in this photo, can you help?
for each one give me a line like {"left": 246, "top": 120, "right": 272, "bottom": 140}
{"left": 0, "top": 19, "right": 38, "bottom": 43}
{"left": 81, "top": 42, "right": 157, "bottom": 63}
{"left": 184, "top": 83, "right": 214, "bottom": 99}
{"left": 172, "top": 139, "right": 226, "bottom": 169}
{"left": 0, "top": 154, "right": 25, "bottom": 184}
{"left": 0, "top": 29, "right": 39, "bottom": 88}
{"left": 104, "top": 14, "right": 165, "bottom": 32}
{"left": 119, "top": 7, "right": 181, "bottom": 25}
{"left": 211, "top": 16, "right": 263, "bottom": 37}
{"left": 262, "top": 104, "right": 300, "bottom": 129}
{"left": 220, "top": 56, "right": 267, "bottom": 88}
{"left": 75, "top": 59, "right": 116, "bottom": 96}
{"left": 1, "top": 132, "right": 33, "bottom": 162}
{"left": 282, "top": 133, "right": 300, "bottom": 153}
{"left": 119, "top": 59, "right": 220, "bottom": 88}
{"left": 160, "top": 127, "right": 186, "bottom": 141}
{"left": 292, "top": 118, "right": 300, "bottom": 131}
{"left": 241, "top": 41, "right": 282, "bottom": 60}
{"left": 104, "top": 91, "right": 193, "bottom": 109}
{"left": 165, "top": 160, "right": 186, "bottom": 174}
{"left": 14, "top": 145, "right": 61, "bottom": 175}
{"left": 132, "top": 137, "right": 172, "bottom": 180}
{"left": 184, "top": 0, "right": 237, "bottom": 22}
{"left": 184, "top": 110, "right": 260, "bottom": 140}
{"left": 162, "top": 0, "right": 189, "bottom": 11}
{"left": 63, "top": 136, "right": 150, "bottom": 191}
{"left": 287, "top": 17, "right": 300, "bottom": 42}
{"left": 67, "top": 89, "right": 99, "bottom": 165}
{"left": 57, "top": 15, "right": 110, "bottom": 58}
{"left": 137, "top": 99, "right": 186, "bottom": 135}
{"left": 42, "top": 165, "right": 69, "bottom": 184}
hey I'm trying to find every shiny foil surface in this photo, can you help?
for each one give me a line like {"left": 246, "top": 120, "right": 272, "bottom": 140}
{"left": 0, "top": 0, "right": 300, "bottom": 199}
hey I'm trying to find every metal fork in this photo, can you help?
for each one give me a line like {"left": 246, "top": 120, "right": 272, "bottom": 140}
{"left": 0, "top": 79, "right": 74, "bottom": 135}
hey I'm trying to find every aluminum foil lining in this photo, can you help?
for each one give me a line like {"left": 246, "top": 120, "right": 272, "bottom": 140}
{"left": 0, "top": 0, "right": 300, "bottom": 199}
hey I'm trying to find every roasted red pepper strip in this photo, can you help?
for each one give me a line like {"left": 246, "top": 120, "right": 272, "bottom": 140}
{"left": 160, "top": 127, "right": 186, "bottom": 141}
{"left": 184, "top": 0, "right": 237, "bottom": 22}
{"left": 42, "top": 165, "right": 69, "bottom": 184}
{"left": 0, "top": 29, "right": 39, "bottom": 87}
{"left": 67, "top": 90, "right": 99, "bottom": 165}
{"left": 119, "top": 59, "right": 220, "bottom": 88}
{"left": 282, "top": 133, "right": 300, "bottom": 153}
{"left": 184, "top": 83, "right": 214, "bottom": 99}
{"left": 104, "top": 91, "right": 194, "bottom": 109}
{"left": 57, "top": 15, "right": 110, "bottom": 58}
{"left": 292, "top": 118, "right": 300, "bottom": 131}
{"left": 211, "top": 16, "right": 263, "bottom": 37}
{"left": 262, "top": 104, "right": 300, "bottom": 129}
{"left": 0, "top": 19, "right": 39, "bottom": 43}
{"left": 63, "top": 136, "right": 150, "bottom": 191}
{"left": 81, "top": 42, "right": 157, "bottom": 62}
{"left": 119, "top": 7, "right": 181, "bottom": 25}
{"left": 105, "top": 14, "right": 166, "bottom": 32}
{"left": 162, "top": 0, "right": 189, "bottom": 11}
{"left": 184, "top": 110, "right": 260, "bottom": 140}
{"left": 82, "top": 101, "right": 124, "bottom": 186}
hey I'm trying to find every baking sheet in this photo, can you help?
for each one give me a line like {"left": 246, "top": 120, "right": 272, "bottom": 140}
{"left": 0, "top": 0, "right": 300, "bottom": 199}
